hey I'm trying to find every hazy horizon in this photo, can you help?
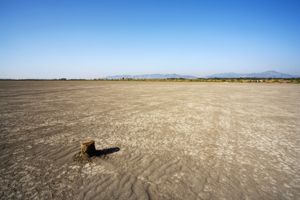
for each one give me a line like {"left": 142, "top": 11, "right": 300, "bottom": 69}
{"left": 1, "top": 0, "right": 300, "bottom": 79}
{"left": 1, "top": 70, "right": 299, "bottom": 80}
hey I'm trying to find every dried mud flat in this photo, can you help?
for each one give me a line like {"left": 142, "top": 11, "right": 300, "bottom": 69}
{"left": 0, "top": 81, "right": 299, "bottom": 200}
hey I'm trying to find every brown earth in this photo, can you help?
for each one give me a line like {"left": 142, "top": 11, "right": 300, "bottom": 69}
{"left": 0, "top": 81, "right": 299, "bottom": 200}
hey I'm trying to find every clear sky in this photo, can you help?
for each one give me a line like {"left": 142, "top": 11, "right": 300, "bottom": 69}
{"left": 0, "top": 0, "right": 300, "bottom": 78}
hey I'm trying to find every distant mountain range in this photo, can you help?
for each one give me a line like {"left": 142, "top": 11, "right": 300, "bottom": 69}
{"left": 106, "top": 71, "right": 298, "bottom": 79}
{"left": 207, "top": 71, "right": 297, "bottom": 78}
{"left": 106, "top": 74, "right": 198, "bottom": 79}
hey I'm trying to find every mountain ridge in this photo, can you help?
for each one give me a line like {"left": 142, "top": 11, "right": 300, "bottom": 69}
{"left": 106, "top": 74, "right": 198, "bottom": 79}
{"left": 207, "top": 71, "right": 296, "bottom": 78}
{"left": 106, "top": 71, "right": 298, "bottom": 79}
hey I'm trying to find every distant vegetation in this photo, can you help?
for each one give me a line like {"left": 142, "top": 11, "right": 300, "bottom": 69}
{"left": 1, "top": 78, "right": 300, "bottom": 83}
{"left": 102, "top": 77, "right": 300, "bottom": 83}
{"left": 2, "top": 71, "right": 298, "bottom": 83}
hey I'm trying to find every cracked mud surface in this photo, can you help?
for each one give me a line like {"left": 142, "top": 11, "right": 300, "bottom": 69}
{"left": 0, "top": 81, "right": 299, "bottom": 200}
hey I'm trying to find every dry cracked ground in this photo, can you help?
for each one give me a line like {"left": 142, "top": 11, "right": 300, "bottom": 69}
{"left": 0, "top": 81, "right": 299, "bottom": 200}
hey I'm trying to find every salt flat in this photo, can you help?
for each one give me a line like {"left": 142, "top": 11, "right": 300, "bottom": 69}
{"left": 0, "top": 81, "right": 299, "bottom": 200}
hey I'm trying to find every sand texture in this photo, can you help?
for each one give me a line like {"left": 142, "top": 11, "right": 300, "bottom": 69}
{"left": 0, "top": 81, "right": 299, "bottom": 200}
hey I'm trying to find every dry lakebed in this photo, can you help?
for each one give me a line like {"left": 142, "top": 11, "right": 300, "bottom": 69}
{"left": 0, "top": 81, "right": 299, "bottom": 200}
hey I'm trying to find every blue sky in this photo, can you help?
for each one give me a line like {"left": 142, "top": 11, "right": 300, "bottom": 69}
{"left": 0, "top": 0, "right": 300, "bottom": 78}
